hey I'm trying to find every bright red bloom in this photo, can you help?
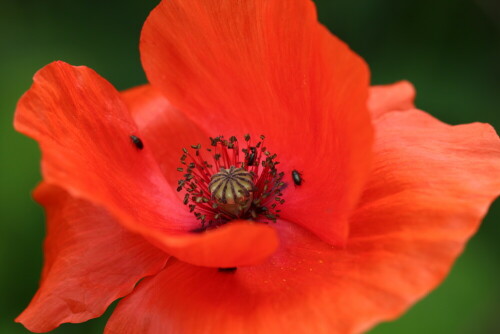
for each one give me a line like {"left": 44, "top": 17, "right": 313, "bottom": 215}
{"left": 14, "top": 1, "right": 500, "bottom": 333}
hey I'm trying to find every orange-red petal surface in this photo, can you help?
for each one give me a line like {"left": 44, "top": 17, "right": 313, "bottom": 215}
{"left": 105, "top": 108, "right": 500, "bottom": 334}
{"left": 14, "top": 61, "right": 277, "bottom": 267}
{"left": 158, "top": 220, "right": 279, "bottom": 268}
{"left": 141, "top": 0, "right": 373, "bottom": 245}
{"left": 368, "top": 81, "right": 416, "bottom": 119}
{"left": 356, "top": 109, "right": 500, "bottom": 239}
{"left": 16, "top": 183, "right": 168, "bottom": 333}
{"left": 121, "top": 84, "right": 209, "bottom": 190}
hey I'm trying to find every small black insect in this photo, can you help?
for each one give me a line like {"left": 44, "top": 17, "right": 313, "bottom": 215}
{"left": 130, "top": 135, "right": 144, "bottom": 150}
{"left": 247, "top": 147, "right": 257, "bottom": 166}
{"left": 291, "top": 170, "right": 303, "bottom": 186}
{"left": 218, "top": 267, "right": 237, "bottom": 273}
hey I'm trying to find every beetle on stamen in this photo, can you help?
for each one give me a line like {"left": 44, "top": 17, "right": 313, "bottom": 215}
{"left": 247, "top": 147, "right": 257, "bottom": 166}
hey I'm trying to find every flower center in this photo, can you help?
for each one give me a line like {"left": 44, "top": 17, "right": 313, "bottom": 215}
{"left": 177, "top": 135, "right": 285, "bottom": 229}
{"left": 209, "top": 166, "right": 254, "bottom": 216}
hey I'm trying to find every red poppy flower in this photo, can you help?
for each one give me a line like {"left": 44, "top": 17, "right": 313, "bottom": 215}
{"left": 14, "top": 1, "right": 500, "bottom": 333}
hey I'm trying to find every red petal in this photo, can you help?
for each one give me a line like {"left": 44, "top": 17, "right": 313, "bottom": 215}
{"left": 106, "top": 222, "right": 377, "bottom": 334}
{"left": 16, "top": 183, "right": 168, "bottom": 333}
{"left": 15, "top": 62, "right": 276, "bottom": 267}
{"left": 121, "top": 84, "right": 209, "bottom": 190}
{"left": 356, "top": 109, "right": 500, "bottom": 239}
{"left": 157, "top": 220, "right": 279, "bottom": 268}
{"left": 105, "top": 110, "right": 500, "bottom": 334}
{"left": 368, "top": 81, "right": 416, "bottom": 118}
{"left": 141, "top": 0, "right": 373, "bottom": 245}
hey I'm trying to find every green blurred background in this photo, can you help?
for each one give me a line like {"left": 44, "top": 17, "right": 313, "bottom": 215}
{"left": 0, "top": 0, "right": 498, "bottom": 333}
